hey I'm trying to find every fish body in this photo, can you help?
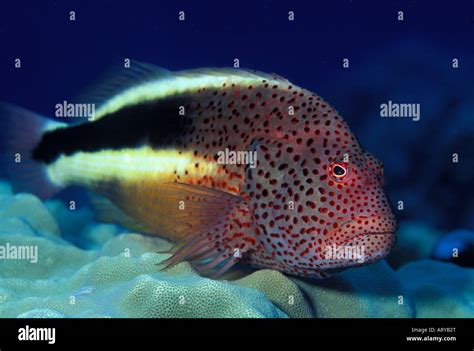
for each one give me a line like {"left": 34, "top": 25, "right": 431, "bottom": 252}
{"left": 0, "top": 63, "right": 397, "bottom": 278}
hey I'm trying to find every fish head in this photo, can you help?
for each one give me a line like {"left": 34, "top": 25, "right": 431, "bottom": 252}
{"left": 269, "top": 119, "right": 398, "bottom": 278}
{"left": 247, "top": 98, "right": 397, "bottom": 278}
{"left": 323, "top": 149, "right": 396, "bottom": 258}
{"left": 299, "top": 142, "right": 398, "bottom": 276}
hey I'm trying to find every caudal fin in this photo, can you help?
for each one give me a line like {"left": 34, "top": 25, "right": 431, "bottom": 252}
{"left": 0, "top": 102, "right": 64, "bottom": 199}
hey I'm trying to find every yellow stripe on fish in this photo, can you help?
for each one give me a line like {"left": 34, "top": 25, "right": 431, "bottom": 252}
{"left": 46, "top": 146, "right": 220, "bottom": 188}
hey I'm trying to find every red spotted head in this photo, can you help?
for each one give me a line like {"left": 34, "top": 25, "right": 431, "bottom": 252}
{"left": 312, "top": 148, "right": 397, "bottom": 276}
{"left": 246, "top": 93, "right": 397, "bottom": 279}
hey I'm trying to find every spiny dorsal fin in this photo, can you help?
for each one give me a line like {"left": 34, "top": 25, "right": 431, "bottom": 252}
{"left": 75, "top": 60, "right": 293, "bottom": 121}
{"left": 74, "top": 59, "right": 173, "bottom": 116}
{"left": 175, "top": 67, "right": 291, "bottom": 84}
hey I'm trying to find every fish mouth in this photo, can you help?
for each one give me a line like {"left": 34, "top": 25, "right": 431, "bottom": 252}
{"left": 334, "top": 214, "right": 398, "bottom": 243}
{"left": 321, "top": 231, "right": 396, "bottom": 270}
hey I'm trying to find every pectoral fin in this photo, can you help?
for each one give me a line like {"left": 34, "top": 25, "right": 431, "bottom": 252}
{"left": 154, "top": 182, "right": 256, "bottom": 278}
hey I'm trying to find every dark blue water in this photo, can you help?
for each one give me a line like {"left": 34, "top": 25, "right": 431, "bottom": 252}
{"left": 1, "top": 1, "right": 472, "bottom": 105}
{"left": 1, "top": 0, "right": 473, "bottom": 234}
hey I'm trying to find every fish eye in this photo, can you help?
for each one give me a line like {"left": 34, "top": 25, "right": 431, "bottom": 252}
{"left": 331, "top": 163, "right": 348, "bottom": 180}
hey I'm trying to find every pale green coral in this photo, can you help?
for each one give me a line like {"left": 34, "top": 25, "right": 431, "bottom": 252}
{"left": 233, "top": 270, "right": 314, "bottom": 318}
{"left": 0, "top": 193, "right": 60, "bottom": 237}
{"left": 0, "top": 232, "right": 287, "bottom": 318}
{"left": 231, "top": 261, "right": 414, "bottom": 318}
{"left": 17, "top": 309, "right": 66, "bottom": 318}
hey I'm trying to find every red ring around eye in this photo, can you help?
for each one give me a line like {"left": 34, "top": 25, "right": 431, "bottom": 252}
{"left": 332, "top": 163, "right": 347, "bottom": 179}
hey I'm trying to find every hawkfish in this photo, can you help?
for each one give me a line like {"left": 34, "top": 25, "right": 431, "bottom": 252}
{"left": 0, "top": 61, "right": 397, "bottom": 278}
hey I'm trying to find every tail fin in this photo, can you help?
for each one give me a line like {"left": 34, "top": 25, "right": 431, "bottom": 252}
{"left": 0, "top": 102, "right": 65, "bottom": 199}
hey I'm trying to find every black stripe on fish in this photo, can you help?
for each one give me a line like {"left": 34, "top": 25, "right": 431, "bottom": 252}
{"left": 32, "top": 97, "right": 191, "bottom": 164}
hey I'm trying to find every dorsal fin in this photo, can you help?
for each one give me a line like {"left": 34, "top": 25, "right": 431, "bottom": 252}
{"left": 75, "top": 60, "right": 293, "bottom": 121}
{"left": 175, "top": 67, "right": 291, "bottom": 83}
{"left": 73, "top": 59, "right": 173, "bottom": 118}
